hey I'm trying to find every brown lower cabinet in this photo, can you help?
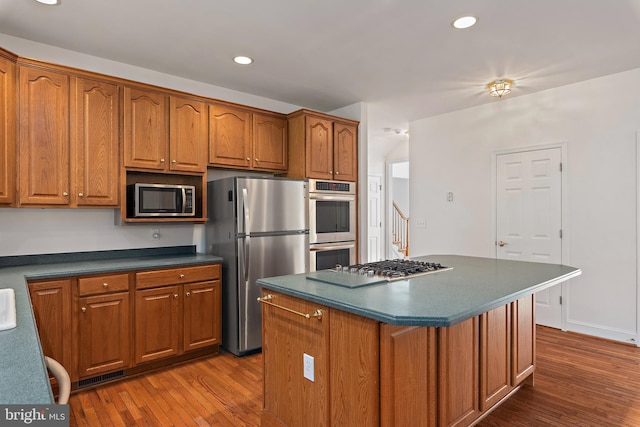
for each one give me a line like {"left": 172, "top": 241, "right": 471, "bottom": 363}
{"left": 28, "top": 262, "right": 221, "bottom": 389}
{"left": 261, "top": 291, "right": 535, "bottom": 427}
{"left": 29, "top": 279, "right": 73, "bottom": 382}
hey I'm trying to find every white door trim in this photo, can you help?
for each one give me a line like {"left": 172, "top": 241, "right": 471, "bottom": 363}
{"left": 367, "top": 174, "right": 383, "bottom": 262}
{"left": 490, "top": 142, "right": 570, "bottom": 330}
{"left": 636, "top": 132, "right": 640, "bottom": 346}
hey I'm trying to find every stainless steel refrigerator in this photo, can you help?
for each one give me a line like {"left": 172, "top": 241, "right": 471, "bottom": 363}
{"left": 206, "top": 176, "right": 309, "bottom": 356}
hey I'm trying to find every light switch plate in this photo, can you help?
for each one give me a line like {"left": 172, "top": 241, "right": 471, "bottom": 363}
{"left": 303, "top": 353, "right": 314, "bottom": 382}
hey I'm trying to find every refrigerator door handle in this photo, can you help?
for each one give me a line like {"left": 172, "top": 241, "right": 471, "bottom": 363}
{"left": 244, "top": 235, "right": 250, "bottom": 282}
{"left": 241, "top": 188, "right": 249, "bottom": 235}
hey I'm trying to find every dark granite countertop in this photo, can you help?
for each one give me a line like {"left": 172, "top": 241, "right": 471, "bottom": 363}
{"left": 0, "top": 246, "right": 222, "bottom": 404}
{"left": 257, "top": 255, "right": 581, "bottom": 327}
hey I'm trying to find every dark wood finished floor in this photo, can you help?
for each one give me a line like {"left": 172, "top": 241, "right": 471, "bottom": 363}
{"left": 69, "top": 326, "right": 640, "bottom": 426}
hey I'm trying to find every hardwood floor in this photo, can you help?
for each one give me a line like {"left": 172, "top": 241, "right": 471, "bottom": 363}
{"left": 69, "top": 326, "right": 640, "bottom": 426}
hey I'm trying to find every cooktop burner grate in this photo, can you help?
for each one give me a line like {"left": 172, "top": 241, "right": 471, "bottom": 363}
{"left": 335, "top": 259, "right": 452, "bottom": 281}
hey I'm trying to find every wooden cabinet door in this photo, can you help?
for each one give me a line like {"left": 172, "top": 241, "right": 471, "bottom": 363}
{"left": 480, "top": 304, "right": 513, "bottom": 411}
{"left": 183, "top": 280, "right": 221, "bottom": 351}
{"left": 29, "top": 279, "right": 73, "bottom": 381}
{"left": 380, "top": 325, "right": 437, "bottom": 427}
{"left": 71, "top": 77, "right": 120, "bottom": 206}
{"left": 78, "top": 292, "right": 130, "bottom": 378}
{"left": 169, "top": 96, "right": 207, "bottom": 173}
{"left": 135, "top": 285, "right": 180, "bottom": 364}
{"left": 305, "top": 116, "right": 333, "bottom": 179}
{"left": 0, "top": 54, "right": 15, "bottom": 205}
{"left": 512, "top": 295, "right": 536, "bottom": 385}
{"left": 261, "top": 291, "right": 330, "bottom": 427}
{"left": 19, "top": 66, "right": 70, "bottom": 205}
{"left": 123, "top": 86, "right": 168, "bottom": 170}
{"left": 208, "top": 104, "right": 251, "bottom": 168}
{"left": 438, "top": 317, "right": 480, "bottom": 427}
{"left": 333, "top": 122, "right": 357, "bottom": 181}
{"left": 253, "top": 113, "right": 287, "bottom": 171}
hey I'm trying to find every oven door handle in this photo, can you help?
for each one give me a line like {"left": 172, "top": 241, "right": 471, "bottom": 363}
{"left": 309, "top": 194, "right": 355, "bottom": 202}
{"left": 310, "top": 243, "right": 355, "bottom": 252}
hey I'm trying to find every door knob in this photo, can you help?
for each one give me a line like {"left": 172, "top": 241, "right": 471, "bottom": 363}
{"left": 498, "top": 241, "right": 508, "bottom": 247}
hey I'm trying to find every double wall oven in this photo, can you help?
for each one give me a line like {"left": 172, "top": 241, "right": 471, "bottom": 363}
{"left": 308, "top": 179, "right": 356, "bottom": 271}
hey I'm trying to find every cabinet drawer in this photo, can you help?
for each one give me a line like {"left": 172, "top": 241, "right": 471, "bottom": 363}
{"left": 136, "top": 264, "right": 220, "bottom": 290}
{"left": 78, "top": 273, "right": 130, "bottom": 296}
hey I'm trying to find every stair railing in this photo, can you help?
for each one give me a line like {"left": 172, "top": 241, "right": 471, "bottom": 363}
{"left": 392, "top": 201, "right": 409, "bottom": 257}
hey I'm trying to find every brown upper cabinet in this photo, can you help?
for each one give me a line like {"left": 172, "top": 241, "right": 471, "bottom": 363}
{"left": 0, "top": 50, "right": 16, "bottom": 206}
{"left": 18, "top": 63, "right": 120, "bottom": 207}
{"left": 209, "top": 103, "right": 287, "bottom": 172}
{"left": 124, "top": 86, "right": 206, "bottom": 174}
{"left": 287, "top": 109, "right": 358, "bottom": 181}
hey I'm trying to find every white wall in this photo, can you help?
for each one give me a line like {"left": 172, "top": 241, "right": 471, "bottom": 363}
{"left": 409, "top": 68, "right": 640, "bottom": 344}
{"left": 0, "top": 34, "right": 303, "bottom": 257}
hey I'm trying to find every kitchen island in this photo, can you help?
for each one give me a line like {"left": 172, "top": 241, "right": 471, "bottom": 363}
{"left": 257, "top": 255, "right": 581, "bottom": 427}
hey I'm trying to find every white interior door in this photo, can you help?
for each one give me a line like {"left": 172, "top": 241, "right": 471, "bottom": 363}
{"left": 368, "top": 175, "right": 382, "bottom": 262}
{"left": 496, "top": 148, "right": 562, "bottom": 328}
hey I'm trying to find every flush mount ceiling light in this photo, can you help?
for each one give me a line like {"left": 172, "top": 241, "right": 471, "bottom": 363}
{"left": 452, "top": 16, "right": 477, "bottom": 29}
{"left": 233, "top": 56, "right": 253, "bottom": 65}
{"left": 35, "top": 0, "right": 61, "bottom": 5}
{"left": 488, "top": 79, "right": 514, "bottom": 98}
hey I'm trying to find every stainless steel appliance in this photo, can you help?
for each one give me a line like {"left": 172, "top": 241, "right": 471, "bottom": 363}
{"left": 206, "top": 176, "right": 308, "bottom": 356}
{"left": 127, "top": 183, "right": 195, "bottom": 217}
{"left": 308, "top": 179, "right": 356, "bottom": 244}
{"left": 336, "top": 259, "right": 452, "bottom": 281}
{"left": 309, "top": 241, "right": 356, "bottom": 271}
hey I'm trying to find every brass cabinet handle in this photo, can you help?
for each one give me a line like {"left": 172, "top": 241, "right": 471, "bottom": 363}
{"left": 179, "top": 274, "right": 185, "bottom": 279}
{"left": 81, "top": 307, "right": 86, "bottom": 313}
{"left": 186, "top": 292, "right": 191, "bottom": 297}
{"left": 160, "top": 158, "right": 165, "bottom": 163}
{"left": 498, "top": 241, "right": 508, "bottom": 247}
{"left": 328, "top": 171, "right": 332, "bottom": 174}
{"left": 172, "top": 159, "right": 177, "bottom": 163}
{"left": 103, "top": 283, "right": 108, "bottom": 288}
{"left": 78, "top": 193, "right": 84, "bottom": 197}
{"left": 174, "top": 294, "right": 179, "bottom": 299}
{"left": 246, "top": 157, "right": 250, "bottom": 161}
{"left": 257, "top": 294, "right": 323, "bottom": 320}
{"left": 62, "top": 192, "right": 69, "bottom": 197}
{"left": 335, "top": 171, "right": 340, "bottom": 175}
{"left": 255, "top": 159, "right": 259, "bottom": 162}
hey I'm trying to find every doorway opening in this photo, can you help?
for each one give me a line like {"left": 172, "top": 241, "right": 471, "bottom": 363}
{"left": 387, "top": 161, "right": 409, "bottom": 259}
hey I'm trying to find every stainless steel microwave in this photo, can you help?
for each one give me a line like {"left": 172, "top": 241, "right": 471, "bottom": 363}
{"left": 127, "top": 183, "right": 196, "bottom": 217}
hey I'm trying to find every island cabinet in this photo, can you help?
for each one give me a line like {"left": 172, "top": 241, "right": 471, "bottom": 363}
{"left": 76, "top": 273, "right": 131, "bottom": 379}
{"left": 261, "top": 291, "right": 379, "bottom": 427}
{"left": 261, "top": 291, "right": 536, "bottom": 427}
{"left": 123, "top": 85, "right": 207, "bottom": 173}
{"left": 0, "top": 49, "right": 16, "bottom": 206}
{"left": 134, "top": 264, "right": 221, "bottom": 364}
{"left": 18, "top": 62, "right": 120, "bottom": 207}
{"left": 286, "top": 109, "right": 358, "bottom": 182}
{"left": 208, "top": 104, "right": 288, "bottom": 172}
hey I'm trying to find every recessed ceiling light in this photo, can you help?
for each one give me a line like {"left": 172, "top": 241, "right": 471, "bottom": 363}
{"left": 452, "top": 16, "right": 477, "bottom": 29}
{"left": 233, "top": 56, "right": 253, "bottom": 65}
{"left": 35, "top": 0, "right": 61, "bottom": 5}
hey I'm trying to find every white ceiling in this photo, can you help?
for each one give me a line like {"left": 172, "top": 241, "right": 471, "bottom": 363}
{"left": 2, "top": 0, "right": 640, "bottom": 144}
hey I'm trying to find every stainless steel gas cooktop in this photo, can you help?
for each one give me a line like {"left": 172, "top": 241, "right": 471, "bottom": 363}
{"left": 306, "top": 259, "right": 452, "bottom": 288}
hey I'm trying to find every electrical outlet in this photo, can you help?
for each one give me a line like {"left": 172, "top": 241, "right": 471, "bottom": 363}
{"left": 416, "top": 219, "right": 426, "bottom": 229}
{"left": 303, "top": 353, "right": 314, "bottom": 382}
